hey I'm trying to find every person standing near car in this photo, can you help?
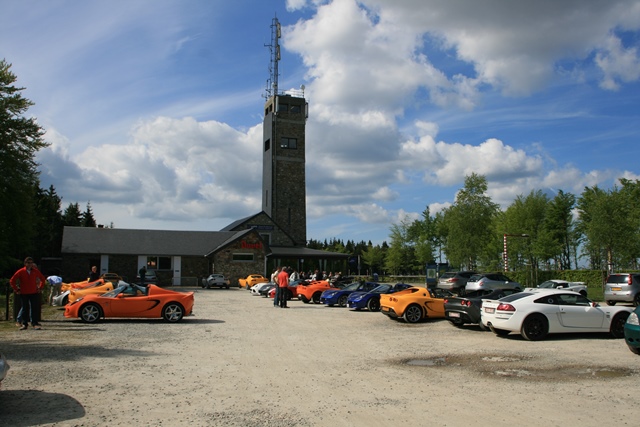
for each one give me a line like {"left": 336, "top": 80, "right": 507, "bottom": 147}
{"left": 139, "top": 265, "right": 147, "bottom": 286}
{"left": 47, "top": 275, "right": 63, "bottom": 306}
{"left": 10, "top": 257, "right": 46, "bottom": 330}
{"left": 272, "top": 267, "right": 281, "bottom": 307}
{"left": 277, "top": 266, "right": 290, "bottom": 308}
{"left": 89, "top": 265, "right": 100, "bottom": 282}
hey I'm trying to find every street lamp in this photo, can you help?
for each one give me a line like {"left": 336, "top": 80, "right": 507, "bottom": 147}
{"left": 503, "top": 233, "right": 529, "bottom": 272}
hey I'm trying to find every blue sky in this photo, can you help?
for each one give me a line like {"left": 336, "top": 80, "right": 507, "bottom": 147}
{"left": 2, "top": 0, "right": 640, "bottom": 245}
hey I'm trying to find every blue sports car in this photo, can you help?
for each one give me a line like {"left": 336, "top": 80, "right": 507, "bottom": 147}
{"left": 348, "top": 283, "right": 412, "bottom": 311}
{"left": 320, "top": 282, "right": 380, "bottom": 307}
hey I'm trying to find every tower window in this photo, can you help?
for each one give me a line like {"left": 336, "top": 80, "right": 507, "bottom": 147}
{"left": 290, "top": 105, "right": 301, "bottom": 113}
{"left": 280, "top": 137, "right": 297, "bottom": 149}
{"left": 278, "top": 103, "right": 289, "bottom": 112}
{"left": 264, "top": 139, "right": 270, "bottom": 151}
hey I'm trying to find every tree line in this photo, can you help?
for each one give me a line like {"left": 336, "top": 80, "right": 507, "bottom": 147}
{"left": 316, "top": 173, "right": 640, "bottom": 277}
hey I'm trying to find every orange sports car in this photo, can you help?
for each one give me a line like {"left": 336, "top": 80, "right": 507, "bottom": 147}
{"left": 56, "top": 278, "right": 109, "bottom": 306}
{"left": 380, "top": 287, "right": 451, "bottom": 323}
{"left": 61, "top": 279, "right": 98, "bottom": 293}
{"left": 238, "top": 274, "right": 269, "bottom": 290}
{"left": 296, "top": 280, "right": 332, "bottom": 304}
{"left": 68, "top": 280, "right": 115, "bottom": 303}
{"left": 64, "top": 282, "right": 194, "bottom": 323}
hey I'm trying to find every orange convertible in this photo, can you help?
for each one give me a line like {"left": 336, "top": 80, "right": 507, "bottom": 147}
{"left": 64, "top": 282, "right": 194, "bottom": 323}
{"left": 380, "top": 287, "right": 450, "bottom": 323}
{"left": 238, "top": 274, "right": 269, "bottom": 290}
{"left": 69, "top": 280, "right": 115, "bottom": 303}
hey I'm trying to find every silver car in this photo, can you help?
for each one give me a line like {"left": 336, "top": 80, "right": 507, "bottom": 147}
{"left": 437, "top": 271, "right": 477, "bottom": 293}
{"left": 202, "top": 274, "right": 230, "bottom": 289}
{"left": 465, "top": 273, "right": 521, "bottom": 292}
{"left": 604, "top": 273, "right": 640, "bottom": 306}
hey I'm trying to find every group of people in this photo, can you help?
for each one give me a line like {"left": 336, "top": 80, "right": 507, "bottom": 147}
{"left": 297, "top": 270, "right": 342, "bottom": 282}
{"left": 9, "top": 257, "right": 63, "bottom": 330}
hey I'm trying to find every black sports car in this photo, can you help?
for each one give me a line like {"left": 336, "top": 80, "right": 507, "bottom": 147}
{"left": 444, "top": 288, "right": 520, "bottom": 329}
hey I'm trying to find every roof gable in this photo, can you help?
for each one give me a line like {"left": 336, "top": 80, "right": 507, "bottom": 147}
{"left": 61, "top": 227, "right": 247, "bottom": 256}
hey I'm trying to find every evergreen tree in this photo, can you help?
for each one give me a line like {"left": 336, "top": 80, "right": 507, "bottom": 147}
{"left": 0, "top": 59, "right": 48, "bottom": 270}
{"left": 63, "top": 203, "right": 83, "bottom": 227}
{"left": 82, "top": 202, "right": 97, "bottom": 227}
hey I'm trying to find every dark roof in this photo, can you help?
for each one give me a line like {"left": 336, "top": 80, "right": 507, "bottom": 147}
{"left": 268, "top": 246, "right": 350, "bottom": 259}
{"left": 220, "top": 213, "right": 262, "bottom": 231}
{"left": 62, "top": 227, "right": 245, "bottom": 256}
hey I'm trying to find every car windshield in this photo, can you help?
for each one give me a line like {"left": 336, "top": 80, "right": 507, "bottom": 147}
{"left": 538, "top": 281, "right": 559, "bottom": 289}
{"left": 371, "top": 284, "right": 392, "bottom": 293}
{"left": 607, "top": 275, "right": 629, "bottom": 284}
{"left": 342, "top": 282, "right": 362, "bottom": 291}
{"left": 101, "top": 283, "right": 129, "bottom": 298}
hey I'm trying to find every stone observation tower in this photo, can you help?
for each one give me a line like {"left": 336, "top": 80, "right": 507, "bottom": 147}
{"left": 262, "top": 17, "right": 309, "bottom": 246}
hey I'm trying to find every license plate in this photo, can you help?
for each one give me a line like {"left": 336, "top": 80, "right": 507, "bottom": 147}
{"left": 449, "top": 312, "right": 460, "bottom": 318}
{"left": 611, "top": 287, "right": 622, "bottom": 291}
{"left": 484, "top": 307, "right": 495, "bottom": 314}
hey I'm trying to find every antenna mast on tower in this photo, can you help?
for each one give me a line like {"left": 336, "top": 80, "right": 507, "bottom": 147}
{"left": 264, "top": 16, "right": 281, "bottom": 99}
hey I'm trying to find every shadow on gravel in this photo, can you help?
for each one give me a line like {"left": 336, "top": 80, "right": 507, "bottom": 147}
{"left": 494, "top": 331, "right": 621, "bottom": 341}
{"left": 0, "top": 389, "right": 85, "bottom": 427}
{"left": 1, "top": 342, "right": 155, "bottom": 362}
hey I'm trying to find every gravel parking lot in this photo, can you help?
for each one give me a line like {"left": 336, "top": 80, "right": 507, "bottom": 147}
{"left": 1, "top": 286, "right": 639, "bottom": 426}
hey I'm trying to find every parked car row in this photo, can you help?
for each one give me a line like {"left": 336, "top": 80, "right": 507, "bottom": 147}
{"left": 245, "top": 272, "right": 640, "bottom": 356}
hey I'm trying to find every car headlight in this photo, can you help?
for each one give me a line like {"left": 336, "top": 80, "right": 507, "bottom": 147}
{"left": 351, "top": 295, "right": 364, "bottom": 301}
{"left": 627, "top": 312, "right": 639, "bottom": 326}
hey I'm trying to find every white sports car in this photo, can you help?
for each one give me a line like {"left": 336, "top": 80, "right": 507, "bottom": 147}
{"left": 250, "top": 282, "right": 274, "bottom": 296}
{"left": 481, "top": 288, "right": 632, "bottom": 341}
{"left": 529, "top": 279, "right": 588, "bottom": 296}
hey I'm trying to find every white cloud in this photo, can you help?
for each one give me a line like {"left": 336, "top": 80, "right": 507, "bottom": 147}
{"left": 596, "top": 35, "right": 640, "bottom": 90}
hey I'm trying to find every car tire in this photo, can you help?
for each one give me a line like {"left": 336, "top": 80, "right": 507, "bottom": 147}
{"left": 312, "top": 292, "right": 322, "bottom": 304}
{"left": 478, "top": 321, "right": 489, "bottom": 331}
{"left": 300, "top": 296, "right": 309, "bottom": 304}
{"left": 163, "top": 303, "right": 185, "bottom": 322}
{"left": 634, "top": 294, "right": 640, "bottom": 307}
{"left": 610, "top": 312, "right": 630, "bottom": 338}
{"left": 366, "top": 298, "right": 380, "bottom": 312}
{"left": 80, "top": 303, "right": 101, "bottom": 323}
{"left": 403, "top": 304, "right": 423, "bottom": 323}
{"left": 62, "top": 295, "right": 69, "bottom": 306}
{"left": 338, "top": 295, "right": 348, "bottom": 307}
{"left": 607, "top": 301, "right": 617, "bottom": 306}
{"left": 521, "top": 313, "right": 548, "bottom": 341}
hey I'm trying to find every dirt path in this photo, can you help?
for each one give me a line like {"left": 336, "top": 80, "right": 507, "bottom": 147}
{"left": 1, "top": 287, "right": 639, "bottom": 426}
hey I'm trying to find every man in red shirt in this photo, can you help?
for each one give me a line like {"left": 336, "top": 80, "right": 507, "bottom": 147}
{"left": 277, "top": 267, "right": 290, "bottom": 308}
{"left": 10, "top": 257, "right": 46, "bottom": 330}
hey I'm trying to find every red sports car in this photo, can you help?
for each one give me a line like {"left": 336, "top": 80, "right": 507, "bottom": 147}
{"left": 64, "top": 282, "right": 194, "bottom": 323}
